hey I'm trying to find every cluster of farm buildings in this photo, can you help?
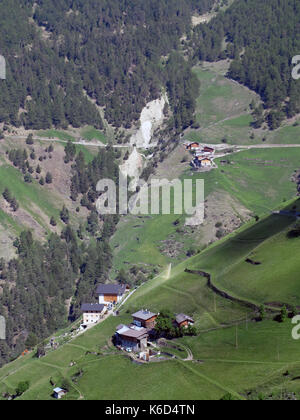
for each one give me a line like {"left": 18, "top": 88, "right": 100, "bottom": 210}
{"left": 81, "top": 284, "right": 194, "bottom": 358}
{"left": 184, "top": 142, "right": 215, "bottom": 169}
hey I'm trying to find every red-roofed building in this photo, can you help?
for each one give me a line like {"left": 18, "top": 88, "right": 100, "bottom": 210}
{"left": 186, "top": 142, "right": 200, "bottom": 151}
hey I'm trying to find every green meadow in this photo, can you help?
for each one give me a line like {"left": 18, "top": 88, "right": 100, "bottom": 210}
{"left": 0, "top": 164, "right": 62, "bottom": 231}
{"left": 37, "top": 129, "right": 76, "bottom": 142}
{"left": 80, "top": 126, "right": 108, "bottom": 144}
{"left": 2, "top": 206, "right": 300, "bottom": 400}
{"left": 2, "top": 63, "right": 300, "bottom": 401}
{"left": 185, "top": 65, "right": 258, "bottom": 145}
{"left": 185, "top": 65, "right": 300, "bottom": 146}
{"left": 191, "top": 66, "right": 256, "bottom": 129}
{"left": 112, "top": 147, "right": 300, "bottom": 272}
{"left": 215, "top": 214, "right": 300, "bottom": 305}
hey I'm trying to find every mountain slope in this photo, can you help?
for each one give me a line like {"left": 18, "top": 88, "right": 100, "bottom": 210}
{"left": 0, "top": 0, "right": 216, "bottom": 132}
{"left": 0, "top": 136, "right": 122, "bottom": 366}
{"left": 191, "top": 0, "right": 300, "bottom": 129}
{"left": 2, "top": 203, "right": 300, "bottom": 399}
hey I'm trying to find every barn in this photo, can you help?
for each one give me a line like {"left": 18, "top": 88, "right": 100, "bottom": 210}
{"left": 132, "top": 309, "right": 158, "bottom": 329}
{"left": 175, "top": 314, "right": 195, "bottom": 329}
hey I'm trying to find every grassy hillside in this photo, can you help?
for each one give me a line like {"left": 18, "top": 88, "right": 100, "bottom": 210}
{"left": 80, "top": 127, "right": 108, "bottom": 144}
{"left": 37, "top": 130, "right": 76, "bottom": 142}
{"left": 0, "top": 137, "right": 97, "bottom": 258}
{"left": 112, "top": 147, "right": 300, "bottom": 273}
{"left": 214, "top": 216, "right": 300, "bottom": 306}
{"left": 2, "top": 203, "right": 300, "bottom": 400}
{"left": 185, "top": 63, "right": 300, "bottom": 146}
{"left": 37, "top": 127, "right": 109, "bottom": 145}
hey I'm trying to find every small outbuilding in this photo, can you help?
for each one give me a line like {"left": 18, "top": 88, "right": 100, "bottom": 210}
{"left": 192, "top": 157, "right": 213, "bottom": 169}
{"left": 53, "top": 387, "right": 67, "bottom": 400}
{"left": 175, "top": 314, "right": 195, "bottom": 329}
{"left": 132, "top": 309, "right": 158, "bottom": 329}
{"left": 186, "top": 142, "right": 200, "bottom": 150}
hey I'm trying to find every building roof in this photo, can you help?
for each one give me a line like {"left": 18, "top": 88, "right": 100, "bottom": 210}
{"left": 96, "top": 284, "right": 126, "bottom": 296}
{"left": 118, "top": 326, "right": 148, "bottom": 339}
{"left": 116, "top": 324, "right": 126, "bottom": 332}
{"left": 53, "top": 388, "right": 65, "bottom": 394}
{"left": 132, "top": 309, "right": 157, "bottom": 321}
{"left": 81, "top": 303, "right": 105, "bottom": 312}
{"left": 186, "top": 142, "right": 199, "bottom": 149}
{"left": 176, "top": 314, "right": 194, "bottom": 324}
{"left": 116, "top": 326, "right": 131, "bottom": 335}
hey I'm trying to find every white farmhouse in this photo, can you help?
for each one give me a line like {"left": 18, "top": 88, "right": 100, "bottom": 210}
{"left": 81, "top": 303, "right": 105, "bottom": 325}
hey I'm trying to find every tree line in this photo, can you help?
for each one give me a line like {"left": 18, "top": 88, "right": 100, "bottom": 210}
{"left": 191, "top": 0, "right": 300, "bottom": 129}
{"left": 0, "top": 145, "right": 122, "bottom": 366}
{"left": 0, "top": 0, "right": 215, "bottom": 132}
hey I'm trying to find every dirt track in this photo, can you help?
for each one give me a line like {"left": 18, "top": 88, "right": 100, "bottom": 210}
{"left": 6, "top": 134, "right": 130, "bottom": 148}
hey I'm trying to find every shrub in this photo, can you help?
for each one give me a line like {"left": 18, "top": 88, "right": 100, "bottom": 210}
{"left": 16, "top": 381, "right": 30, "bottom": 396}
{"left": 26, "top": 134, "right": 34, "bottom": 145}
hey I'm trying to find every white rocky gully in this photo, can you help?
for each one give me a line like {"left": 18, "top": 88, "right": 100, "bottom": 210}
{"left": 292, "top": 55, "right": 300, "bottom": 80}
{"left": 0, "top": 316, "right": 6, "bottom": 340}
{"left": 0, "top": 55, "right": 6, "bottom": 80}
{"left": 95, "top": 171, "right": 204, "bottom": 223}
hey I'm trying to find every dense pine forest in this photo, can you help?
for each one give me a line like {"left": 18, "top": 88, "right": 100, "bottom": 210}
{"left": 1, "top": 0, "right": 300, "bottom": 131}
{"left": 191, "top": 0, "right": 300, "bottom": 129}
{"left": 2, "top": 0, "right": 300, "bottom": 368}
{"left": 0, "top": 0, "right": 215, "bottom": 131}
{"left": 0, "top": 146, "right": 120, "bottom": 367}
{"left": 0, "top": 0, "right": 219, "bottom": 366}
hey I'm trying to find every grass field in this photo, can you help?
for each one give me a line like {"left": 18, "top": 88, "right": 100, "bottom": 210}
{"left": 192, "top": 66, "right": 256, "bottom": 129}
{"left": 37, "top": 129, "right": 76, "bottom": 142}
{"left": 200, "top": 148, "right": 300, "bottom": 214}
{"left": 185, "top": 65, "right": 259, "bottom": 145}
{"left": 2, "top": 209, "right": 300, "bottom": 400}
{"left": 0, "top": 164, "right": 62, "bottom": 231}
{"left": 0, "top": 138, "right": 96, "bottom": 249}
{"left": 2, "top": 59, "right": 300, "bottom": 400}
{"left": 185, "top": 64, "right": 300, "bottom": 146}
{"left": 80, "top": 126, "right": 108, "bottom": 144}
{"left": 178, "top": 320, "right": 300, "bottom": 399}
{"left": 112, "top": 147, "right": 300, "bottom": 272}
{"left": 215, "top": 214, "right": 300, "bottom": 305}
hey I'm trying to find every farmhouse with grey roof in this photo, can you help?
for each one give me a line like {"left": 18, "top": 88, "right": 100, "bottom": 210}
{"left": 115, "top": 324, "right": 149, "bottom": 352}
{"left": 132, "top": 309, "right": 158, "bottom": 329}
{"left": 81, "top": 303, "right": 105, "bottom": 325}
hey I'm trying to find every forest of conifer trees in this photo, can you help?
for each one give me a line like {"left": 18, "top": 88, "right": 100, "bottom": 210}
{"left": 0, "top": 0, "right": 215, "bottom": 132}
{"left": 191, "top": 0, "right": 300, "bottom": 129}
